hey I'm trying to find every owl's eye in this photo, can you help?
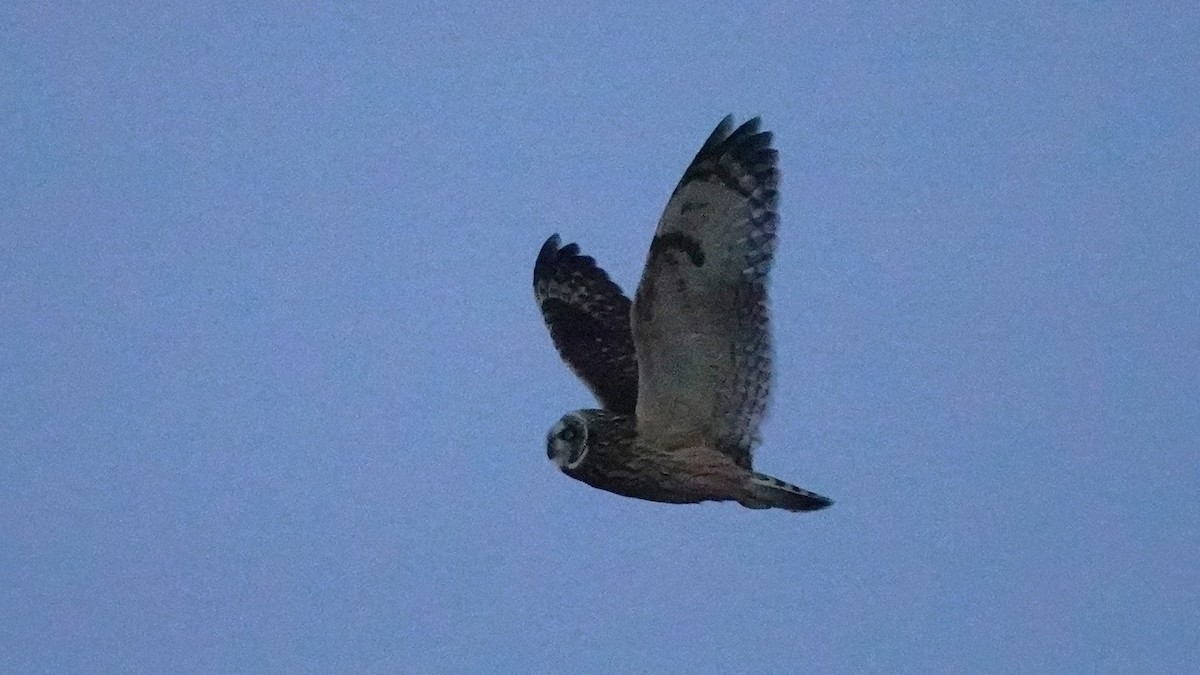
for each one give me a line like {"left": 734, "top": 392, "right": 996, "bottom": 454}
{"left": 557, "top": 426, "right": 577, "bottom": 442}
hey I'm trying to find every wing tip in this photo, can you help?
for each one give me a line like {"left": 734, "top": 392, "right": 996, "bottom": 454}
{"left": 538, "top": 233, "right": 561, "bottom": 260}
{"left": 716, "top": 116, "right": 773, "bottom": 163}
{"left": 536, "top": 233, "right": 583, "bottom": 279}
{"left": 533, "top": 234, "right": 624, "bottom": 300}
{"left": 702, "top": 115, "right": 768, "bottom": 151}
{"left": 698, "top": 114, "right": 736, "bottom": 154}
{"left": 536, "top": 234, "right": 585, "bottom": 273}
{"left": 673, "top": 115, "right": 777, "bottom": 196}
{"left": 534, "top": 234, "right": 562, "bottom": 286}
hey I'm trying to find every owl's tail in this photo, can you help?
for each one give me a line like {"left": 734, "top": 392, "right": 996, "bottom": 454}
{"left": 742, "top": 472, "right": 833, "bottom": 513}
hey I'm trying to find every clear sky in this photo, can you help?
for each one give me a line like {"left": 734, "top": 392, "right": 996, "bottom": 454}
{"left": 3, "top": 3, "right": 1198, "bottom": 673}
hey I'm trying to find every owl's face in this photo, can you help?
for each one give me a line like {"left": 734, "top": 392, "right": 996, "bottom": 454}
{"left": 546, "top": 413, "right": 589, "bottom": 470}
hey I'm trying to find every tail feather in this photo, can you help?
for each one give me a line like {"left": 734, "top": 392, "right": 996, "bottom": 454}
{"left": 744, "top": 472, "right": 833, "bottom": 513}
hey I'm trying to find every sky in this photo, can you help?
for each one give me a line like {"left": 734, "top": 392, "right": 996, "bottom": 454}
{"left": 2, "top": 2, "right": 1198, "bottom": 673}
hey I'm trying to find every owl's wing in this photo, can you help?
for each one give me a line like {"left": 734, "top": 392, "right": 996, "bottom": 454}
{"left": 534, "top": 235, "right": 638, "bottom": 414}
{"left": 631, "top": 117, "right": 779, "bottom": 469}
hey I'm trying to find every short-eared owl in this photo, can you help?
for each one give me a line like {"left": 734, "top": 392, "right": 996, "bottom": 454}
{"left": 533, "top": 116, "right": 831, "bottom": 513}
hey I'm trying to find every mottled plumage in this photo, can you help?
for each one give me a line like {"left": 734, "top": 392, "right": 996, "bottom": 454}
{"left": 633, "top": 116, "right": 778, "bottom": 469}
{"left": 534, "top": 116, "right": 831, "bottom": 513}
{"left": 534, "top": 236, "right": 638, "bottom": 414}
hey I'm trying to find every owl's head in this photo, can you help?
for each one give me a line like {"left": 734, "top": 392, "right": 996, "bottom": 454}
{"left": 546, "top": 412, "right": 590, "bottom": 470}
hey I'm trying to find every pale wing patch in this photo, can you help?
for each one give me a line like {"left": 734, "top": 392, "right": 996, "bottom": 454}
{"left": 632, "top": 118, "right": 780, "bottom": 468}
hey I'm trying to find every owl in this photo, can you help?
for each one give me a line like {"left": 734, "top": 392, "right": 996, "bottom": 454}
{"left": 533, "top": 116, "right": 831, "bottom": 513}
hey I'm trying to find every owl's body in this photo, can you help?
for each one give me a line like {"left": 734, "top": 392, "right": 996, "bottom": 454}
{"left": 549, "top": 410, "right": 744, "bottom": 506}
{"left": 534, "top": 117, "right": 831, "bottom": 513}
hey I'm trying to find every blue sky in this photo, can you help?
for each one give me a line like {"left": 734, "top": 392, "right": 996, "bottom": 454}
{"left": 3, "top": 2, "right": 1197, "bottom": 673}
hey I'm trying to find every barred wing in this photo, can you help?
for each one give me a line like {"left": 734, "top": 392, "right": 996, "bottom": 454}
{"left": 631, "top": 117, "right": 779, "bottom": 468}
{"left": 534, "top": 235, "right": 638, "bottom": 414}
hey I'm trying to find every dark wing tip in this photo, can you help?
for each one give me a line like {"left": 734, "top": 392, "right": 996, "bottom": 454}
{"left": 696, "top": 115, "right": 736, "bottom": 155}
{"left": 728, "top": 116, "right": 762, "bottom": 141}
{"left": 699, "top": 116, "right": 767, "bottom": 152}
{"left": 534, "top": 234, "right": 563, "bottom": 287}
{"left": 533, "top": 234, "right": 623, "bottom": 299}
{"left": 674, "top": 115, "right": 777, "bottom": 196}
{"left": 717, "top": 117, "right": 773, "bottom": 164}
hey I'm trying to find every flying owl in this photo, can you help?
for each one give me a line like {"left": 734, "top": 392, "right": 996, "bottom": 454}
{"left": 533, "top": 116, "right": 832, "bottom": 513}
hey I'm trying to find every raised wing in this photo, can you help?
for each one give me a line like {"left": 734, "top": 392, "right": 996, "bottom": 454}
{"left": 534, "top": 234, "right": 638, "bottom": 414}
{"left": 631, "top": 117, "right": 779, "bottom": 468}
